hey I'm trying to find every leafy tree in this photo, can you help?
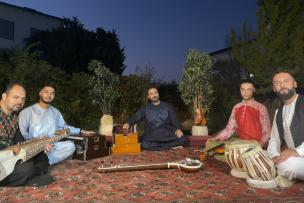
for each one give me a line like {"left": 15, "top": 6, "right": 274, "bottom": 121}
{"left": 26, "top": 17, "right": 126, "bottom": 75}
{"left": 230, "top": 0, "right": 304, "bottom": 93}
{"left": 88, "top": 60, "right": 120, "bottom": 115}
{"left": 0, "top": 47, "right": 100, "bottom": 129}
{"left": 178, "top": 49, "right": 215, "bottom": 118}
{"left": 4, "top": 47, "right": 66, "bottom": 105}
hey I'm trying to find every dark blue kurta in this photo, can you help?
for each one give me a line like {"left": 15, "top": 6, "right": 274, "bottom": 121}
{"left": 127, "top": 101, "right": 187, "bottom": 150}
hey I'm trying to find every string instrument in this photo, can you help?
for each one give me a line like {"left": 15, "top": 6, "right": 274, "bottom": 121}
{"left": 0, "top": 129, "right": 70, "bottom": 181}
{"left": 97, "top": 158, "right": 203, "bottom": 173}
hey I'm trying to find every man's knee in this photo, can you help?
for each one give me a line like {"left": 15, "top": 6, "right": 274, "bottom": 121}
{"left": 277, "top": 157, "right": 304, "bottom": 180}
{"left": 178, "top": 136, "right": 188, "bottom": 146}
{"left": 65, "top": 141, "right": 75, "bottom": 154}
{"left": 55, "top": 141, "right": 75, "bottom": 155}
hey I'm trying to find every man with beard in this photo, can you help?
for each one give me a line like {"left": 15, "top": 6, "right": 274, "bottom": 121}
{"left": 0, "top": 83, "right": 53, "bottom": 186}
{"left": 18, "top": 84, "right": 94, "bottom": 165}
{"left": 210, "top": 79, "right": 271, "bottom": 147}
{"left": 267, "top": 72, "right": 304, "bottom": 187}
{"left": 123, "top": 87, "right": 187, "bottom": 150}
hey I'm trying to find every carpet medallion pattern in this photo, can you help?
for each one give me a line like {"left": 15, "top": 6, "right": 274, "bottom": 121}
{"left": 1, "top": 148, "right": 304, "bottom": 202}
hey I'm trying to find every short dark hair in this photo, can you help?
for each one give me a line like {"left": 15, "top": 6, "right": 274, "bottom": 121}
{"left": 4, "top": 82, "right": 25, "bottom": 94}
{"left": 147, "top": 86, "right": 159, "bottom": 94}
{"left": 40, "top": 83, "right": 56, "bottom": 91}
{"left": 240, "top": 79, "right": 256, "bottom": 88}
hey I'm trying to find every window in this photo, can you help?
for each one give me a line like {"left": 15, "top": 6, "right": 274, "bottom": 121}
{"left": 30, "top": 27, "right": 42, "bottom": 37}
{"left": 0, "top": 18, "right": 14, "bottom": 40}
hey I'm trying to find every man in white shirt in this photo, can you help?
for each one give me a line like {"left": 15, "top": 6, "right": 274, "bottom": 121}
{"left": 267, "top": 72, "right": 304, "bottom": 187}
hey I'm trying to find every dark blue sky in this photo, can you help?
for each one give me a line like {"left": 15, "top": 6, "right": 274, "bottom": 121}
{"left": 3, "top": 0, "right": 258, "bottom": 81}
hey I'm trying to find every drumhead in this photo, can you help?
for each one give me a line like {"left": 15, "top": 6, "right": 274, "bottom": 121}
{"left": 246, "top": 177, "right": 277, "bottom": 189}
{"left": 225, "top": 140, "right": 259, "bottom": 148}
{"left": 241, "top": 145, "right": 263, "bottom": 159}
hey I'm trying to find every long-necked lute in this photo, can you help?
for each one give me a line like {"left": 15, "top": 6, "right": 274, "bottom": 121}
{"left": 97, "top": 158, "right": 203, "bottom": 173}
{"left": 0, "top": 129, "right": 70, "bottom": 181}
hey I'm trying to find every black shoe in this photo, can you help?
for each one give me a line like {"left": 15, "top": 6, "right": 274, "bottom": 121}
{"left": 25, "top": 174, "right": 55, "bottom": 186}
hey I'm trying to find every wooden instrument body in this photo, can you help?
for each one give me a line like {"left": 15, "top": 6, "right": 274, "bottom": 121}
{"left": 111, "top": 133, "right": 141, "bottom": 154}
{"left": 71, "top": 134, "right": 109, "bottom": 161}
{"left": 0, "top": 130, "right": 69, "bottom": 181}
{"left": 98, "top": 158, "right": 203, "bottom": 173}
{"left": 0, "top": 148, "right": 26, "bottom": 181}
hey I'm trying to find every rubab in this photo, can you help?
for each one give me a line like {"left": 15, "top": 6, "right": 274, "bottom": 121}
{"left": 0, "top": 129, "right": 70, "bottom": 181}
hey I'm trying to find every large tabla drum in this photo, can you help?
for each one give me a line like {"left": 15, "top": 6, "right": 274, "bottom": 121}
{"left": 224, "top": 140, "right": 259, "bottom": 178}
{"left": 241, "top": 146, "right": 277, "bottom": 189}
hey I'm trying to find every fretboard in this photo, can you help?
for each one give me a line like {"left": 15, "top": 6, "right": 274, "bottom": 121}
{"left": 20, "top": 132, "right": 69, "bottom": 161}
{"left": 99, "top": 163, "right": 178, "bottom": 173}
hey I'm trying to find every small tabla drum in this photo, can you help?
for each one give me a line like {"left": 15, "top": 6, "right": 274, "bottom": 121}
{"left": 241, "top": 146, "right": 277, "bottom": 189}
{"left": 224, "top": 139, "right": 259, "bottom": 178}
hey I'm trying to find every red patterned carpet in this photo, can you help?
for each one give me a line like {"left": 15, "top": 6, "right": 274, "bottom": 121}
{"left": 1, "top": 148, "right": 304, "bottom": 202}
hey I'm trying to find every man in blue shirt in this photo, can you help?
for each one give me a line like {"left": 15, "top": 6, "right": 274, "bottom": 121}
{"left": 19, "top": 84, "right": 94, "bottom": 165}
{"left": 123, "top": 87, "right": 187, "bottom": 150}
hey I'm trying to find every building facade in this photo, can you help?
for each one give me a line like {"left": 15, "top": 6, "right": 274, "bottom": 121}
{"left": 0, "top": 1, "right": 63, "bottom": 49}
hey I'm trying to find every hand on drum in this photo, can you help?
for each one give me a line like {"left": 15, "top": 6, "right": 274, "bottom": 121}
{"left": 273, "top": 149, "right": 300, "bottom": 164}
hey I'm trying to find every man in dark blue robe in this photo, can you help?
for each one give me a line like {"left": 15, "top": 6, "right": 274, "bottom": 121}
{"left": 123, "top": 87, "right": 187, "bottom": 150}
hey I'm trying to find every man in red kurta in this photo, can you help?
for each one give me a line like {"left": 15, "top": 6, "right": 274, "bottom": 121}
{"left": 212, "top": 79, "right": 271, "bottom": 147}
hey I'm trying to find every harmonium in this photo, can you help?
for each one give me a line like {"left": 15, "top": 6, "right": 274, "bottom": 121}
{"left": 111, "top": 124, "right": 141, "bottom": 154}
{"left": 69, "top": 133, "right": 110, "bottom": 161}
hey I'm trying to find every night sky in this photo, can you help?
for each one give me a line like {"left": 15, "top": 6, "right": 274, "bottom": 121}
{"left": 2, "top": 0, "right": 258, "bottom": 81}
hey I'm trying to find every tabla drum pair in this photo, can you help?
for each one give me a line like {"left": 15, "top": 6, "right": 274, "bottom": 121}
{"left": 224, "top": 140, "right": 259, "bottom": 178}
{"left": 225, "top": 139, "right": 278, "bottom": 189}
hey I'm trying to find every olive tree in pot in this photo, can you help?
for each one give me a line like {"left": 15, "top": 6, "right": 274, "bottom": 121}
{"left": 178, "top": 49, "right": 215, "bottom": 136}
{"left": 88, "top": 60, "right": 120, "bottom": 136}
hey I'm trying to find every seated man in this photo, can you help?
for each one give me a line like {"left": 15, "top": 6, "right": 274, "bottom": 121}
{"left": 210, "top": 79, "right": 271, "bottom": 147}
{"left": 267, "top": 72, "right": 304, "bottom": 187}
{"left": 123, "top": 87, "right": 187, "bottom": 150}
{"left": 18, "top": 84, "right": 94, "bottom": 165}
{"left": 0, "top": 83, "right": 53, "bottom": 187}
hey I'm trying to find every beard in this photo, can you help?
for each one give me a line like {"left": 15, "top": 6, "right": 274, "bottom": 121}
{"left": 275, "top": 88, "right": 296, "bottom": 101}
{"left": 41, "top": 97, "right": 53, "bottom": 104}
{"left": 12, "top": 104, "right": 23, "bottom": 112}
{"left": 149, "top": 96, "right": 159, "bottom": 104}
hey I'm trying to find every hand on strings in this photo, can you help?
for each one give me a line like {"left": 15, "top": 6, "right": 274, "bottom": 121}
{"left": 44, "top": 143, "right": 53, "bottom": 154}
{"left": 175, "top": 129, "right": 183, "bottom": 138}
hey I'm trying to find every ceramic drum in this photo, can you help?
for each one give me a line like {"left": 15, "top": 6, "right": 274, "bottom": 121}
{"left": 241, "top": 146, "right": 277, "bottom": 189}
{"left": 224, "top": 140, "right": 259, "bottom": 178}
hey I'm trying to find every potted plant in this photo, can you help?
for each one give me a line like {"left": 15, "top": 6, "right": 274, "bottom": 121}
{"left": 88, "top": 60, "right": 120, "bottom": 136}
{"left": 178, "top": 49, "right": 214, "bottom": 136}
